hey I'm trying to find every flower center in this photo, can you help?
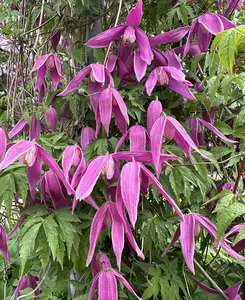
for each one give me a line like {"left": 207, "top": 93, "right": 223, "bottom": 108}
{"left": 158, "top": 68, "right": 169, "bottom": 86}
{"left": 123, "top": 26, "right": 136, "bottom": 47}
{"left": 46, "top": 55, "right": 55, "bottom": 71}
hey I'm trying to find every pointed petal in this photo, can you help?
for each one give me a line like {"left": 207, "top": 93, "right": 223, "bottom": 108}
{"left": 29, "top": 117, "right": 41, "bottom": 140}
{"left": 113, "top": 100, "right": 128, "bottom": 134}
{"left": 91, "top": 64, "right": 105, "bottom": 83}
{"left": 126, "top": 0, "right": 143, "bottom": 27}
{"left": 0, "top": 140, "right": 33, "bottom": 170}
{"left": 162, "top": 226, "right": 181, "bottom": 256}
{"left": 31, "top": 54, "right": 51, "bottom": 71}
{"left": 115, "top": 130, "right": 130, "bottom": 153}
{"left": 88, "top": 275, "right": 99, "bottom": 300}
{"left": 0, "top": 224, "right": 10, "bottom": 262}
{"left": 147, "top": 100, "right": 162, "bottom": 134}
{"left": 76, "top": 155, "right": 110, "bottom": 200}
{"left": 86, "top": 204, "right": 110, "bottom": 266}
{"left": 164, "top": 50, "right": 182, "bottom": 70}
{"left": 98, "top": 271, "right": 118, "bottom": 300}
{"left": 86, "top": 25, "right": 126, "bottom": 48}
{"left": 193, "top": 278, "right": 221, "bottom": 294}
{"left": 184, "top": 20, "right": 197, "bottom": 57}
{"left": 149, "top": 26, "right": 190, "bottom": 46}
{"left": 8, "top": 119, "right": 27, "bottom": 139}
{"left": 113, "top": 270, "right": 142, "bottom": 300}
{"left": 27, "top": 154, "right": 42, "bottom": 199}
{"left": 167, "top": 77, "right": 196, "bottom": 101}
{"left": 121, "top": 162, "right": 141, "bottom": 227}
{"left": 84, "top": 195, "right": 99, "bottom": 210}
{"left": 99, "top": 88, "right": 113, "bottom": 136}
{"left": 225, "top": 281, "right": 243, "bottom": 300}
{"left": 196, "top": 22, "right": 212, "bottom": 52}
{"left": 57, "top": 66, "right": 91, "bottom": 96}
{"left": 233, "top": 239, "right": 245, "bottom": 253}
{"left": 50, "top": 68, "right": 62, "bottom": 91}
{"left": 106, "top": 54, "right": 118, "bottom": 72}
{"left": 141, "top": 164, "right": 183, "bottom": 220}
{"left": 218, "top": 14, "right": 236, "bottom": 30}
{"left": 198, "top": 13, "right": 224, "bottom": 35}
{"left": 124, "top": 220, "right": 145, "bottom": 259}
{"left": 135, "top": 28, "right": 153, "bottom": 64}
{"left": 129, "top": 125, "right": 147, "bottom": 152}
{"left": 186, "top": 118, "right": 201, "bottom": 146}
{"left": 145, "top": 68, "right": 160, "bottom": 96}
{"left": 219, "top": 239, "right": 245, "bottom": 260}
{"left": 134, "top": 50, "right": 147, "bottom": 82}
{"left": 112, "top": 88, "right": 129, "bottom": 124}
{"left": 180, "top": 214, "right": 195, "bottom": 274}
{"left": 36, "top": 144, "right": 74, "bottom": 195}
{"left": 194, "top": 214, "right": 217, "bottom": 239}
{"left": 34, "top": 65, "right": 47, "bottom": 89}
{"left": 0, "top": 128, "right": 7, "bottom": 161}
{"left": 110, "top": 205, "right": 125, "bottom": 269}
{"left": 225, "top": 224, "right": 244, "bottom": 238}
{"left": 81, "top": 127, "right": 96, "bottom": 150}
{"left": 197, "top": 118, "right": 237, "bottom": 143}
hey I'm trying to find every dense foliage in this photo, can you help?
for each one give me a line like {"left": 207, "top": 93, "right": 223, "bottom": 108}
{"left": 1, "top": 0, "right": 245, "bottom": 299}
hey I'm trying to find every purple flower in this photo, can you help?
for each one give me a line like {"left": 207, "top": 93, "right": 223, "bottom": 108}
{"left": 45, "top": 107, "right": 58, "bottom": 132}
{"left": 147, "top": 100, "right": 163, "bottom": 134}
{"left": 193, "top": 278, "right": 243, "bottom": 300}
{"left": 0, "top": 224, "right": 9, "bottom": 262}
{"left": 0, "top": 128, "right": 7, "bottom": 161}
{"left": 89, "top": 253, "right": 142, "bottom": 300}
{"left": 163, "top": 213, "right": 245, "bottom": 274}
{"left": 86, "top": 0, "right": 153, "bottom": 65}
{"left": 225, "top": 223, "right": 245, "bottom": 253}
{"left": 145, "top": 66, "right": 196, "bottom": 100}
{"left": 49, "top": 31, "right": 61, "bottom": 51}
{"left": 149, "top": 26, "right": 190, "bottom": 46}
{"left": 31, "top": 53, "right": 64, "bottom": 91}
{"left": 184, "top": 12, "right": 235, "bottom": 56}
{"left": 81, "top": 127, "right": 96, "bottom": 150}
{"left": 11, "top": 275, "right": 40, "bottom": 300}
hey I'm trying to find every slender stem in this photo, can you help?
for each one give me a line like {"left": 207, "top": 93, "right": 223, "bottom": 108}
{"left": 33, "top": 0, "right": 45, "bottom": 49}
{"left": 194, "top": 259, "right": 229, "bottom": 300}
{"left": 103, "top": 0, "right": 123, "bottom": 65}
{"left": 233, "top": 156, "right": 245, "bottom": 194}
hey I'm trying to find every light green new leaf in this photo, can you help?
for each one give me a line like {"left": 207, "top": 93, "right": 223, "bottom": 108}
{"left": 43, "top": 214, "right": 59, "bottom": 260}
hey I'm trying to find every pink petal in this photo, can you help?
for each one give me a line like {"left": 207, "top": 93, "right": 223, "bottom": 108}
{"left": 86, "top": 25, "right": 127, "bottom": 48}
{"left": 196, "top": 22, "right": 212, "bottom": 52}
{"left": 88, "top": 275, "right": 99, "bottom": 300}
{"left": 113, "top": 270, "right": 142, "bottom": 300}
{"left": 27, "top": 154, "right": 42, "bottom": 199}
{"left": 167, "top": 76, "right": 196, "bottom": 101}
{"left": 115, "top": 130, "right": 130, "bottom": 153}
{"left": 91, "top": 64, "right": 105, "bottom": 83}
{"left": 31, "top": 54, "right": 51, "bottom": 71}
{"left": 147, "top": 100, "right": 162, "bottom": 134}
{"left": 180, "top": 214, "right": 196, "bottom": 274}
{"left": 112, "top": 88, "right": 129, "bottom": 124}
{"left": 149, "top": 26, "right": 190, "bottom": 46}
{"left": 81, "top": 127, "right": 96, "bottom": 150}
{"left": 57, "top": 66, "right": 91, "bottom": 96}
{"left": 35, "top": 65, "right": 47, "bottom": 89}
{"left": 193, "top": 278, "right": 220, "bottom": 295}
{"left": 194, "top": 214, "right": 217, "bottom": 239}
{"left": 184, "top": 20, "right": 198, "bottom": 57}
{"left": 225, "top": 224, "right": 244, "bottom": 238}
{"left": 126, "top": 0, "right": 143, "bottom": 27}
{"left": 99, "top": 88, "right": 113, "bottom": 136}
{"left": 106, "top": 54, "right": 118, "bottom": 72}
{"left": 198, "top": 13, "right": 224, "bottom": 35}
{"left": 220, "top": 239, "right": 245, "bottom": 261}
{"left": 135, "top": 28, "right": 153, "bottom": 65}
{"left": 124, "top": 220, "right": 145, "bottom": 259}
{"left": 162, "top": 226, "right": 180, "bottom": 256}
{"left": 218, "top": 14, "right": 236, "bottom": 30}
{"left": 8, "top": 119, "right": 27, "bottom": 139}
{"left": 140, "top": 164, "right": 183, "bottom": 221}
{"left": 0, "top": 128, "right": 7, "bottom": 161}
{"left": 29, "top": 117, "right": 41, "bottom": 140}
{"left": 121, "top": 161, "right": 141, "bottom": 227}
{"left": 0, "top": 224, "right": 10, "bottom": 262}
{"left": 45, "top": 107, "right": 58, "bottom": 132}
{"left": 129, "top": 125, "right": 147, "bottom": 152}
{"left": 134, "top": 50, "right": 147, "bottom": 82}
{"left": 76, "top": 155, "right": 110, "bottom": 200}
{"left": 225, "top": 281, "right": 243, "bottom": 300}
{"left": 98, "top": 271, "right": 118, "bottom": 300}
{"left": 145, "top": 68, "right": 160, "bottom": 96}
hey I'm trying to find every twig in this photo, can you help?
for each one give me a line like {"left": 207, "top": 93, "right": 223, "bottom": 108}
{"left": 194, "top": 259, "right": 229, "bottom": 299}
{"left": 233, "top": 156, "right": 245, "bottom": 194}
{"left": 33, "top": 0, "right": 45, "bottom": 49}
{"left": 103, "top": 0, "right": 123, "bottom": 65}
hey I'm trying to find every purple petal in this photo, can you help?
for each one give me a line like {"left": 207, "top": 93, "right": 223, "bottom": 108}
{"left": 149, "top": 26, "right": 190, "bottom": 46}
{"left": 174, "top": 44, "right": 201, "bottom": 56}
{"left": 196, "top": 22, "right": 212, "bottom": 52}
{"left": 193, "top": 278, "right": 220, "bottom": 295}
{"left": 225, "top": 281, "right": 243, "bottom": 300}
{"left": 162, "top": 226, "right": 181, "bottom": 256}
{"left": 134, "top": 50, "right": 147, "bottom": 82}
{"left": 86, "top": 25, "right": 126, "bottom": 48}
{"left": 112, "top": 88, "right": 129, "bottom": 125}
{"left": 57, "top": 66, "right": 91, "bottom": 96}
{"left": 89, "top": 275, "right": 99, "bottom": 300}
{"left": 34, "top": 65, "right": 47, "bottom": 89}
{"left": 91, "top": 64, "right": 105, "bottom": 83}
{"left": 8, "top": 119, "right": 27, "bottom": 139}
{"left": 220, "top": 239, "right": 245, "bottom": 261}
{"left": 126, "top": 0, "right": 143, "bottom": 27}
{"left": 45, "top": 107, "right": 58, "bottom": 132}
{"left": 81, "top": 127, "right": 96, "bottom": 150}
{"left": 140, "top": 164, "right": 183, "bottom": 220}
{"left": 0, "top": 128, "right": 7, "bottom": 160}
{"left": 115, "top": 130, "right": 130, "bottom": 153}
{"left": 76, "top": 155, "right": 110, "bottom": 200}
{"left": 163, "top": 50, "right": 182, "bottom": 70}
{"left": 145, "top": 68, "right": 160, "bottom": 96}
{"left": 121, "top": 161, "right": 141, "bottom": 227}
{"left": 186, "top": 118, "right": 202, "bottom": 146}
{"left": 0, "top": 224, "right": 10, "bottom": 262}
{"left": 113, "top": 270, "right": 142, "bottom": 300}
{"left": 129, "top": 125, "right": 146, "bottom": 152}
{"left": 27, "top": 154, "right": 42, "bottom": 199}
{"left": 29, "top": 117, "right": 41, "bottom": 140}
{"left": 194, "top": 214, "right": 217, "bottom": 238}
{"left": 106, "top": 54, "right": 118, "bottom": 72}
{"left": 84, "top": 195, "right": 99, "bottom": 210}
{"left": 147, "top": 100, "right": 162, "bottom": 134}
{"left": 198, "top": 13, "right": 224, "bottom": 35}
{"left": 98, "top": 270, "right": 118, "bottom": 300}
{"left": 225, "top": 224, "right": 244, "bottom": 238}
{"left": 31, "top": 54, "right": 51, "bottom": 71}
{"left": 135, "top": 28, "right": 153, "bottom": 64}
{"left": 180, "top": 214, "right": 196, "bottom": 274}
{"left": 218, "top": 14, "right": 236, "bottom": 29}
{"left": 99, "top": 88, "right": 113, "bottom": 136}
{"left": 184, "top": 20, "right": 198, "bottom": 57}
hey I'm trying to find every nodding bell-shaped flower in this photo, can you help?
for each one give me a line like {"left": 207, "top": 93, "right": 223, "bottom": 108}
{"left": 145, "top": 66, "right": 196, "bottom": 101}
{"left": 193, "top": 278, "right": 243, "bottom": 300}
{"left": 45, "top": 107, "right": 58, "bottom": 132}
{"left": 0, "top": 128, "right": 7, "bottom": 161}
{"left": 163, "top": 213, "right": 245, "bottom": 274}
{"left": 0, "top": 224, "right": 10, "bottom": 262}
{"left": 184, "top": 12, "right": 235, "bottom": 56}
{"left": 31, "top": 53, "right": 64, "bottom": 91}
{"left": 10, "top": 275, "right": 40, "bottom": 300}
{"left": 81, "top": 127, "right": 96, "bottom": 150}
{"left": 89, "top": 253, "right": 142, "bottom": 300}
{"left": 147, "top": 100, "right": 163, "bottom": 134}
{"left": 86, "top": 201, "right": 144, "bottom": 269}
{"left": 86, "top": 0, "right": 153, "bottom": 65}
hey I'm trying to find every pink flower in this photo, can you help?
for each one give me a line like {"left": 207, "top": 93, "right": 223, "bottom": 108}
{"left": 31, "top": 53, "right": 64, "bottom": 91}
{"left": 0, "top": 224, "right": 9, "bottom": 262}
{"left": 11, "top": 275, "right": 40, "bottom": 300}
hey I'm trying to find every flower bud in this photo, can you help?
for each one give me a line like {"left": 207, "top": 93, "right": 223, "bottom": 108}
{"left": 0, "top": 128, "right": 7, "bottom": 161}
{"left": 45, "top": 107, "right": 58, "bottom": 132}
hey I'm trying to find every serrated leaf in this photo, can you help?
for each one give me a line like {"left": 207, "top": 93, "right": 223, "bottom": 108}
{"left": 234, "top": 225, "right": 245, "bottom": 245}
{"left": 43, "top": 215, "right": 59, "bottom": 260}
{"left": 213, "top": 193, "right": 235, "bottom": 212}
{"left": 169, "top": 168, "right": 181, "bottom": 200}
{"left": 56, "top": 237, "right": 65, "bottom": 268}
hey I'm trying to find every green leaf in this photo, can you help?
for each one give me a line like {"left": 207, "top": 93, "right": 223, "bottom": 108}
{"left": 234, "top": 225, "right": 245, "bottom": 245}
{"left": 93, "top": 49, "right": 105, "bottom": 63}
{"left": 43, "top": 215, "right": 59, "bottom": 260}
{"left": 213, "top": 193, "right": 235, "bottom": 212}
{"left": 217, "top": 203, "right": 245, "bottom": 241}
{"left": 94, "top": 138, "right": 108, "bottom": 155}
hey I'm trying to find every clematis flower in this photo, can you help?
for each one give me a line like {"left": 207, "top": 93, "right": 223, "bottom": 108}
{"left": 150, "top": 115, "right": 208, "bottom": 177}
{"left": 202, "top": 106, "right": 215, "bottom": 124}
{"left": 89, "top": 253, "right": 142, "bottom": 300}
{"left": 86, "top": 201, "right": 144, "bottom": 269}
{"left": 193, "top": 278, "right": 243, "bottom": 300}
{"left": 184, "top": 12, "right": 235, "bottom": 56}
{"left": 0, "top": 128, "right": 7, "bottom": 161}
{"left": 11, "top": 275, "right": 40, "bottom": 300}
{"left": 115, "top": 125, "right": 149, "bottom": 152}
{"left": 49, "top": 31, "right": 61, "bottom": 51}
{"left": 0, "top": 140, "right": 74, "bottom": 198}
{"left": 151, "top": 48, "right": 182, "bottom": 70}
{"left": 86, "top": 0, "right": 153, "bottom": 65}
{"left": 163, "top": 213, "right": 245, "bottom": 274}
{"left": 147, "top": 100, "right": 163, "bottom": 134}
{"left": 225, "top": 223, "right": 245, "bottom": 253}
{"left": 31, "top": 53, "right": 64, "bottom": 90}
{"left": 145, "top": 66, "right": 196, "bottom": 100}
{"left": 0, "top": 224, "right": 9, "bottom": 262}
{"left": 97, "top": 87, "right": 129, "bottom": 135}
{"left": 81, "top": 127, "right": 96, "bottom": 150}
{"left": 186, "top": 117, "right": 236, "bottom": 147}
{"left": 45, "top": 107, "right": 58, "bottom": 132}
{"left": 149, "top": 26, "right": 190, "bottom": 46}
{"left": 29, "top": 117, "right": 41, "bottom": 140}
